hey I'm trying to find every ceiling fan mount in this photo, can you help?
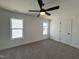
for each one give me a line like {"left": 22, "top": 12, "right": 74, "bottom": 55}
{"left": 28, "top": 0, "right": 60, "bottom": 16}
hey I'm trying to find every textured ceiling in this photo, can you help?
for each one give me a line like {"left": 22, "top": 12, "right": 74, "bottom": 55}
{"left": 0, "top": 0, "right": 59, "bottom": 17}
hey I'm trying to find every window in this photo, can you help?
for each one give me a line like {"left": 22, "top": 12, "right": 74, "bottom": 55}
{"left": 43, "top": 22, "right": 48, "bottom": 35}
{"left": 11, "top": 18, "right": 23, "bottom": 39}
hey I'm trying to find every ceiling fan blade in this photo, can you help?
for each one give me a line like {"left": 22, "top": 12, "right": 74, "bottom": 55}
{"left": 46, "top": 12, "right": 51, "bottom": 16}
{"left": 46, "top": 5, "right": 59, "bottom": 11}
{"left": 37, "top": 0, "right": 44, "bottom": 9}
{"left": 29, "top": 10, "right": 40, "bottom": 12}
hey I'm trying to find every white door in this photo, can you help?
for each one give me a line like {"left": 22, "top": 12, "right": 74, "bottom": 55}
{"left": 60, "top": 19, "right": 72, "bottom": 45}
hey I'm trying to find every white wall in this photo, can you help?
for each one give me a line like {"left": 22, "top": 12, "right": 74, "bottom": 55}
{"left": 0, "top": 9, "right": 49, "bottom": 50}
{"left": 50, "top": 0, "right": 79, "bottom": 48}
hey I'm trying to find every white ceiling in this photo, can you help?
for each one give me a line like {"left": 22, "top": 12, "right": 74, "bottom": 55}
{"left": 0, "top": 0, "right": 59, "bottom": 18}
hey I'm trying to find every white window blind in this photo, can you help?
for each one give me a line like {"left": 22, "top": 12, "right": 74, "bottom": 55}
{"left": 11, "top": 18, "right": 23, "bottom": 39}
{"left": 43, "top": 22, "right": 48, "bottom": 35}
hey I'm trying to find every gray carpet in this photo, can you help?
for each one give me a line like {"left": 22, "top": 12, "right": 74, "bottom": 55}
{"left": 0, "top": 39, "right": 79, "bottom": 59}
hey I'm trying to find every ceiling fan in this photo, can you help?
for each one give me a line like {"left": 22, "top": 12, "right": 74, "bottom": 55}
{"left": 28, "top": 0, "right": 60, "bottom": 16}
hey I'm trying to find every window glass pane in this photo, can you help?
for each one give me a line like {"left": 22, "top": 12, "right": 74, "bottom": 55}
{"left": 11, "top": 18, "right": 23, "bottom": 28}
{"left": 43, "top": 27, "right": 48, "bottom": 35}
{"left": 43, "top": 22, "right": 48, "bottom": 27}
{"left": 43, "top": 22, "right": 48, "bottom": 35}
{"left": 12, "top": 29, "right": 23, "bottom": 39}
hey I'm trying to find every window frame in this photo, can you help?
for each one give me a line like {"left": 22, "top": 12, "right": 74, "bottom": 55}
{"left": 43, "top": 22, "right": 48, "bottom": 35}
{"left": 10, "top": 18, "right": 23, "bottom": 40}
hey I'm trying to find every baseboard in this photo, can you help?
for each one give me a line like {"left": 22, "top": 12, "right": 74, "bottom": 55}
{"left": 0, "top": 39, "right": 47, "bottom": 51}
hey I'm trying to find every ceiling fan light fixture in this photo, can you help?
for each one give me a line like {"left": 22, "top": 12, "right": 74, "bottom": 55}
{"left": 40, "top": 11, "right": 45, "bottom": 16}
{"left": 29, "top": 0, "right": 60, "bottom": 16}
